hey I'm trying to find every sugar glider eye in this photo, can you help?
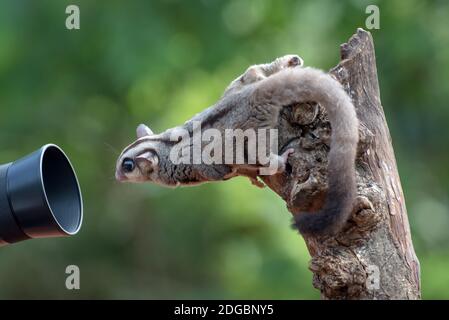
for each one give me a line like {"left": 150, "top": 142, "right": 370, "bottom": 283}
{"left": 122, "top": 158, "right": 135, "bottom": 173}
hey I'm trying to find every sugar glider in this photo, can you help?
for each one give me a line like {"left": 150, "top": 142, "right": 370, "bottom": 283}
{"left": 116, "top": 55, "right": 358, "bottom": 236}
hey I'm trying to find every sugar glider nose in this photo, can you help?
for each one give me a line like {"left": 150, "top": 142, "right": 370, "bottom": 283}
{"left": 115, "top": 170, "right": 128, "bottom": 181}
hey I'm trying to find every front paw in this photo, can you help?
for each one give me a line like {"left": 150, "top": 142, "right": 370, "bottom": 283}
{"left": 278, "top": 148, "right": 295, "bottom": 173}
{"left": 259, "top": 148, "right": 294, "bottom": 176}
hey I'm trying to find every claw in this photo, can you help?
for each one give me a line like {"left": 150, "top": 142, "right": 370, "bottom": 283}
{"left": 249, "top": 176, "right": 265, "bottom": 188}
{"left": 287, "top": 55, "right": 303, "bottom": 67}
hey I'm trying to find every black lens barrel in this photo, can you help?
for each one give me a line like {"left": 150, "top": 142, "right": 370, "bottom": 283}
{"left": 0, "top": 144, "right": 83, "bottom": 246}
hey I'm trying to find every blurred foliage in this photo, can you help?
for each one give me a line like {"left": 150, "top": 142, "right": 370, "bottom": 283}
{"left": 0, "top": 0, "right": 448, "bottom": 299}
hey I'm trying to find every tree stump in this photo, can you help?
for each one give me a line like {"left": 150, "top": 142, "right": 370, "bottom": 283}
{"left": 262, "top": 28, "right": 421, "bottom": 299}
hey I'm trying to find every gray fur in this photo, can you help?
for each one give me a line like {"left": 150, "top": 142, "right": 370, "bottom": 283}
{"left": 252, "top": 67, "right": 359, "bottom": 236}
{"left": 116, "top": 55, "right": 358, "bottom": 236}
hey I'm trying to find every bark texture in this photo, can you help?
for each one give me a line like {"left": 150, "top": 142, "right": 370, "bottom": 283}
{"left": 262, "top": 28, "right": 421, "bottom": 299}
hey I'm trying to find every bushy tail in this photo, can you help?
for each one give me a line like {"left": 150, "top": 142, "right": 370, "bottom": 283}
{"left": 255, "top": 67, "right": 359, "bottom": 236}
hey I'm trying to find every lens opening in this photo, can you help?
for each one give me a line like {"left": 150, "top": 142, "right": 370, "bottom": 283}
{"left": 40, "top": 145, "right": 82, "bottom": 235}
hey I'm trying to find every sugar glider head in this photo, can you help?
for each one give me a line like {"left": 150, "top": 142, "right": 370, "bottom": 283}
{"left": 115, "top": 124, "right": 162, "bottom": 184}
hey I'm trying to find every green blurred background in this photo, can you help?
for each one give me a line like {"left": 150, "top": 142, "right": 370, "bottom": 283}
{"left": 0, "top": 0, "right": 448, "bottom": 299}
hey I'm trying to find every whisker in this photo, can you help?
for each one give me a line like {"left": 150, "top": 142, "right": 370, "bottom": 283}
{"left": 104, "top": 142, "right": 120, "bottom": 155}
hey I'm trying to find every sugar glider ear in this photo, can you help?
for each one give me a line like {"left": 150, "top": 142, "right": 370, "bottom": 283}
{"left": 136, "top": 124, "right": 154, "bottom": 138}
{"left": 136, "top": 151, "right": 159, "bottom": 170}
